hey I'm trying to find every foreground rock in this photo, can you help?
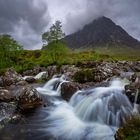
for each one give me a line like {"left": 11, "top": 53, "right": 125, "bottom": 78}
{"left": 18, "top": 86, "right": 42, "bottom": 111}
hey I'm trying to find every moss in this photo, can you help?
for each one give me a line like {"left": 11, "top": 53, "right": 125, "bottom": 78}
{"left": 116, "top": 116, "right": 140, "bottom": 140}
{"left": 73, "top": 69, "right": 94, "bottom": 83}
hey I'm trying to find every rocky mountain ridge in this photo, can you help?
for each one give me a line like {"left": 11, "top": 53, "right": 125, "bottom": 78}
{"left": 63, "top": 16, "right": 140, "bottom": 49}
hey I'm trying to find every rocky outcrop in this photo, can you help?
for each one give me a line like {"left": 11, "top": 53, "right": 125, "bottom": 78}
{"left": 18, "top": 86, "right": 42, "bottom": 111}
{"left": 63, "top": 16, "right": 140, "bottom": 49}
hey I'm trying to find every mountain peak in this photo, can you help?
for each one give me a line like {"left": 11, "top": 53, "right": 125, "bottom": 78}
{"left": 63, "top": 17, "right": 140, "bottom": 49}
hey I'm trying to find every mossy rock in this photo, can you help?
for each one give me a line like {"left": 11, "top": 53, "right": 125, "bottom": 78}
{"left": 73, "top": 69, "right": 94, "bottom": 83}
{"left": 116, "top": 116, "right": 140, "bottom": 140}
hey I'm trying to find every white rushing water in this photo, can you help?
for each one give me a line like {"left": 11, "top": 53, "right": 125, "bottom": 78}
{"left": 36, "top": 76, "right": 138, "bottom": 140}
{"left": 36, "top": 75, "right": 67, "bottom": 96}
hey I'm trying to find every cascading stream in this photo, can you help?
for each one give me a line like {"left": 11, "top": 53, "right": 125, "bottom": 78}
{"left": 36, "top": 75, "right": 67, "bottom": 96}
{"left": 69, "top": 79, "right": 133, "bottom": 127}
{"left": 36, "top": 76, "right": 138, "bottom": 140}
{"left": 0, "top": 75, "right": 139, "bottom": 140}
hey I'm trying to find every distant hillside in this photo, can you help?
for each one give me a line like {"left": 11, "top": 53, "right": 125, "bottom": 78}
{"left": 63, "top": 17, "right": 140, "bottom": 49}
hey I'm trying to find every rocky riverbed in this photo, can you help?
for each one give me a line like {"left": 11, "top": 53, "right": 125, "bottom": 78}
{"left": 0, "top": 61, "right": 140, "bottom": 140}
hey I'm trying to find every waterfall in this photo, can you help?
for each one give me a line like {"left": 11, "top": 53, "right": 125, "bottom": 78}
{"left": 69, "top": 79, "right": 133, "bottom": 127}
{"left": 41, "top": 78, "right": 137, "bottom": 140}
{"left": 36, "top": 75, "right": 67, "bottom": 96}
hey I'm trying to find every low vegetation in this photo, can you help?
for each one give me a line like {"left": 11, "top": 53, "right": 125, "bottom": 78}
{"left": 0, "top": 45, "right": 140, "bottom": 75}
{"left": 116, "top": 116, "right": 140, "bottom": 140}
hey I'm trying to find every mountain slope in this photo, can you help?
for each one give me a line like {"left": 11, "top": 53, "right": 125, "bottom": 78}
{"left": 63, "top": 17, "right": 140, "bottom": 49}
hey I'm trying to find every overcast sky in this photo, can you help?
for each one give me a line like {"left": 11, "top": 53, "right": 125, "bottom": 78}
{"left": 0, "top": 0, "right": 140, "bottom": 49}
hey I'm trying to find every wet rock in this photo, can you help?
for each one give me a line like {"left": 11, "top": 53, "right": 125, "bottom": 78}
{"left": 60, "top": 65, "right": 79, "bottom": 80}
{"left": 125, "top": 82, "right": 140, "bottom": 104}
{"left": 18, "top": 86, "right": 42, "bottom": 110}
{"left": 0, "top": 77, "right": 4, "bottom": 87}
{"left": 0, "top": 89, "right": 14, "bottom": 102}
{"left": 32, "top": 66, "right": 47, "bottom": 75}
{"left": 41, "top": 72, "right": 48, "bottom": 81}
{"left": 5, "top": 68, "right": 23, "bottom": 83}
{"left": 23, "top": 66, "right": 47, "bottom": 76}
{"left": 61, "top": 82, "right": 95, "bottom": 101}
{"left": 0, "top": 103, "right": 16, "bottom": 122}
{"left": 61, "top": 82, "right": 79, "bottom": 101}
{"left": 16, "top": 80, "right": 28, "bottom": 86}
{"left": 47, "top": 66, "right": 58, "bottom": 77}
{"left": 34, "top": 71, "right": 48, "bottom": 81}
{"left": 1, "top": 76, "right": 14, "bottom": 87}
{"left": 0, "top": 68, "right": 23, "bottom": 87}
{"left": 25, "top": 76, "right": 36, "bottom": 83}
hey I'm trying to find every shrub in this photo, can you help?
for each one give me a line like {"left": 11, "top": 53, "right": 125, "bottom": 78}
{"left": 116, "top": 116, "right": 140, "bottom": 140}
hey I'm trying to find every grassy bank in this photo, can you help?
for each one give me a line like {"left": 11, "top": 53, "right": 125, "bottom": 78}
{"left": 0, "top": 46, "right": 140, "bottom": 75}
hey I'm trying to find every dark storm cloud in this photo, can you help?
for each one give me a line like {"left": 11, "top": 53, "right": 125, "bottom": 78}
{"left": 0, "top": 0, "right": 50, "bottom": 49}
{"left": 49, "top": 0, "right": 140, "bottom": 41}
{"left": 0, "top": 0, "right": 140, "bottom": 49}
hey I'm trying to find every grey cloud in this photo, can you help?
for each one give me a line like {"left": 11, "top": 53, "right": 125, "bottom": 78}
{"left": 1, "top": 0, "right": 140, "bottom": 49}
{"left": 58, "top": 0, "right": 140, "bottom": 41}
{"left": 0, "top": 0, "right": 50, "bottom": 49}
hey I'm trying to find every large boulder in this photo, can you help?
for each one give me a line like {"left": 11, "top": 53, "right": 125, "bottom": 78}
{"left": 18, "top": 86, "right": 42, "bottom": 111}
{"left": 61, "top": 82, "right": 79, "bottom": 101}
{"left": 61, "top": 82, "right": 95, "bottom": 101}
